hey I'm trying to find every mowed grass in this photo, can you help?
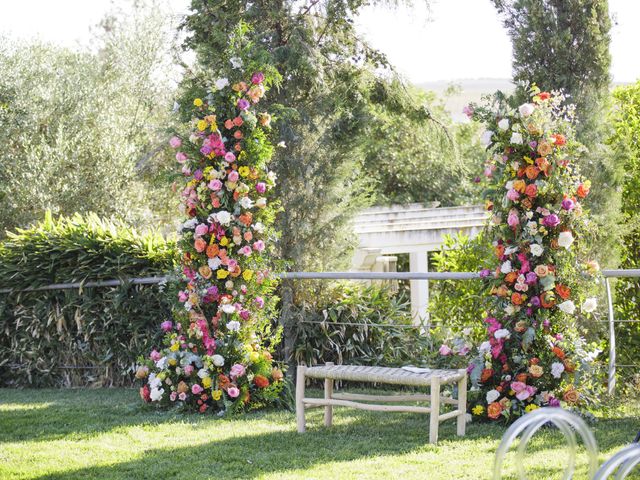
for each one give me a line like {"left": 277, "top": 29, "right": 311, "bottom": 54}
{"left": 0, "top": 388, "right": 638, "bottom": 480}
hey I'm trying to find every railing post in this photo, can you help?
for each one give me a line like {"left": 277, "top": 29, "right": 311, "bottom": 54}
{"left": 605, "top": 277, "right": 616, "bottom": 396}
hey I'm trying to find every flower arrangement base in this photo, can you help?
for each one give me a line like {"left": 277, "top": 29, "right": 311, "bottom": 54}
{"left": 296, "top": 363, "right": 468, "bottom": 444}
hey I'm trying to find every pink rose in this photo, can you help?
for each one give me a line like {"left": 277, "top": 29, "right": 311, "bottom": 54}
{"left": 150, "top": 350, "right": 161, "bottom": 362}
{"left": 238, "top": 245, "right": 252, "bottom": 257}
{"left": 169, "top": 136, "right": 182, "bottom": 148}
{"left": 160, "top": 321, "right": 173, "bottom": 332}
{"left": 191, "top": 384, "right": 204, "bottom": 395}
{"left": 224, "top": 152, "right": 236, "bottom": 163}
{"left": 507, "top": 209, "right": 520, "bottom": 228}
{"left": 176, "top": 152, "right": 187, "bottom": 163}
{"left": 195, "top": 224, "right": 209, "bottom": 237}
{"left": 251, "top": 72, "right": 265, "bottom": 84}
{"left": 230, "top": 364, "right": 246, "bottom": 378}
{"left": 506, "top": 189, "right": 520, "bottom": 201}
{"left": 255, "top": 182, "right": 266, "bottom": 194}
{"left": 184, "top": 365, "right": 194, "bottom": 376}
{"left": 228, "top": 170, "right": 239, "bottom": 182}
{"left": 253, "top": 240, "right": 265, "bottom": 252}
{"left": 170, "top": 392, "right": 177, "bottom": 401}
{"left": 209, "top": 179, "right": 223, "bottom": 191}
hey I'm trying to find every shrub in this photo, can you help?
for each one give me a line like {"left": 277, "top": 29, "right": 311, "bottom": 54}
{"left": 0, "top": 212, "right": 177, "bottom": 387}
{"left": 291, "top": 282, "right": 432, "bottom": 368}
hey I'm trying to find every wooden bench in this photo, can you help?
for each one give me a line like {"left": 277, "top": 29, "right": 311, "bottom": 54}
{"left": 296, "top": 363, "right": 468, "bottom": 444}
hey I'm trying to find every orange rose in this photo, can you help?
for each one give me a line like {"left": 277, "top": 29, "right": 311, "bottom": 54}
{"left": 233, "top": 130, "right": 243, "bottom": 139}
{"left": 515, "top": 373, "right": 528, "bottom": 383}
{"left": 487, "top": 402, "right": 503, "bottom": 420}
{"left": 218, "top": 374, "right": 231, "bottom": 389}
{"left": 551, "top": 133, "right": 566, "bottom": 146}
{"left": 563, "top": 386, "right": 580, "bottom": 405}
{"left": 194, "top": 238, "right": 207, "bottom": 253}
{"left": 528, "top": 365, "right": 544, "bottom": 378}
{"left": 254, "top": 375, "right": 270, "bottom": 388}
{"left": 198, "top": 265, "right": 212, "bottom": 279}
{"left": 530, "top": 357, "right": 540, "bottom": 365}
{"left": 552, "top": 346, "right": 565, "bottom": 359}
{"left": 525, "top": 184, "right": 538, "bottom": 198}
{"left": 233, "top": 116, "right": 244, "bottom": 127}
{"left": 576, "top": 183, "right": 590, "bottom": 198}
{"left": 496, "top": 285, "right": 509, "bottom": 297}
{"left": 555, "top": 284, "right": 571, "bottom": 300}
{"left": 481, "top": 368, "right": 495, "bottom": 383}
{"left": 513, "top": 179, "right": 526, "bottom": 193}
{"left": 495, "top": 244, "right": 505, "bottom": 258}
{"left": 536, "top": 157, "right": 552, "bottom": 176}
{"left": 271, "top": 368, "right": 284, "bottom": 382}
{"left": 521, "top": 198, "right": 533, "bottom": 210}
{"left": 504, "top": 272, "right": 518, "bottom": 284}
{"left": 540, "top": 291, "right": 556, "bottom": 308}
{"left": 537, "top": 141, "right": 553, "bottom": 157}
{"left": 511, "top": 292, "right": 525, "bottom": 305}
{"left": 224, "top": 119, "right": 234, "bottom": 130}
{"left": 534, "top": 265, "right": 549, "bottom": 277}
{"left": 525, "top": 165, "right": 540, "bottom": 180}
{"left": 206, "top": 244, "right": 220, "bottom": 259}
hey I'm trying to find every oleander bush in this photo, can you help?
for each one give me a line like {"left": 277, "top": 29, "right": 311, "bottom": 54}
{"left": 0, "top": 212, "right": 177, "bottom": 387}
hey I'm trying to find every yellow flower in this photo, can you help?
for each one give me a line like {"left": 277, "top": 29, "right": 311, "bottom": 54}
{"left": 202, "top": 376, "right": 212, "bottom": 389}
{"left": 217, "top": 269, "right": 230, "bottom": 280}
{"left": 242, "top": 269, "right": 254, "bottom": 281}
{"left": 169, "top": 358, "right": 177, "bottom": 366}
{"left": 212, "top": 390, "right": 222, "bottom": 401}
{"left": 170, "top": 342, "right": 179, "bottom": 352}
{"left": 197, "top": 119, "right": 208, "bottom": 131}
{"left": 238, "top": 166, "right": 250, "bottom": 177}
{"left": 472, "top": 405, "right": 485, "bottom": 416}
{"left": 194, "top": 98, "right": 203, "bottom": 107}
{"left": 249, "top": 351, "right": 261, "bottom": 363}
{"left": 219, "top": 236, "right": 229, "bottom": 247}
{"left": 525, "top": 404, "right": 539, "bottom": 413}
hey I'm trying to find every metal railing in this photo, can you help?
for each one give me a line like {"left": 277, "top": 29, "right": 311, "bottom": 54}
{"left": 1, "top": 269, "right": 639, "bottom": 394}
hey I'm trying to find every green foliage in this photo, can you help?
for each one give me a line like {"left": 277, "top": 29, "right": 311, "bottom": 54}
{"left": 430, "top": 233, "right": 490, "bottom": 339}
{"left": 291, "top": 283, "right": 431, "bottom": 367}
{"left": 0, "top": 2, "right": 178, "bottom": 235}
{"left": 492, "top": 0, "right": 622, "bottom": 264}
{"left": 0, "top": 213, "right": 177, "bottom": 387}
{"left": 610, "top": 80, "right": 640, "bottom": 377}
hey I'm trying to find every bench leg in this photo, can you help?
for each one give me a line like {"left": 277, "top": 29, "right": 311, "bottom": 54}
{"left": 429, "top": 376, "right": 441, "bottom": 444}
{"left": 296, "top": 365, "right": 306, "bottom": 433}
{"left": 457, "top": 369, "right": 467, "bottom": 437}
{"left": 324, "top": 362, "right": 334, "bottom": 427}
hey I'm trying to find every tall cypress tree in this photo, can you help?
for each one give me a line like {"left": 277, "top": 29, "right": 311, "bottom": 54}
{"left": 492, "top": 0, "right": 622, "bottom": 263}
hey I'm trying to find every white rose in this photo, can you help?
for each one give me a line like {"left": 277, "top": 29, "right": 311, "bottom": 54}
{"left": 226, "top": 320, "right": 241, "bottom": 332}
{"left": 150, "top": 387, "right": 164, "bottom": 402}
{"left": 481, "top": 130, "right": 494, "bottom": 146}
{"left": 214, "top": 77, "right": 230, "bottom": 90}
{"left": 155, "top": 357, "right": 168, "bottom": 370}
{"left": 550, "top": 362, "right": 565, "bottom": 379}
{"left": 519, "top": 103, "right": 535, "bottom": 117}
{"left": 558, "top": 300, "right": 576, "bottom": 314}
{"left": 498, "top": 118, "right": 510, "bottom": 131}
{"left": 253, "top": 222, "right": 265, "bottom": 233}
{"left": 230, "top": 56, "right": 243, "bottom": 69}
{"left": 256, "top": 197, "right": 267, "bottom": 208}
{"left": 500, "top": 260, "right": 513, "bottom": 274}
{"left": 197, "top": 368, "right": 208, "bottom": 379}
{"left": 148, "top": 373, "right": 162, "bottom": 389}
{"left": 510, "top": 132, "right": 524, "bottom": 145}
{"left": 530, "top": 244, "right": 544, "bottom": 257}
{"left": 212, "top": 354, "right": 225, "bottom": 367}
{"left": 215, "top": 211, "right": 232, "bottom": 225}
{"left": 239, "top": 197, "right": 254, "bottom": 209}
{"left": 208, "top": 257, "right": 222, "bottom": 270}
{"left": 486, "top": 389, "right": 500, "bottom": 403}
{"left": 582, "top": 297, "right": 598, "bottom": 313}
{"left": 558, "top": 231, "right": 575, "bottom": 250}
{"left": 495, "top": 328, "right": 511, "bottom": 339}
{"left": 221, "top": 304, "right": 236, "bottom": 314}
{"left": 479, "top": 341, "right": 491, "bottom": 354}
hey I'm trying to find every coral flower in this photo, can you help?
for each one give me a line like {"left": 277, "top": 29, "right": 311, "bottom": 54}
{"left": 555, "top": 284, "right": 571, "bottom": 300}
{"left": 487, "top": 402, "right": 503, "bottom": 419}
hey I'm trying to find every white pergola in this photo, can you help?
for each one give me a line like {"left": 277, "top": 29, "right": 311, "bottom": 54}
{"left": 351, "top": 204, "right": 487, "bottom": 324}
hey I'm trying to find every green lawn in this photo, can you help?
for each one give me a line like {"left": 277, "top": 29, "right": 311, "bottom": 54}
{"left": 0, "top": 388, "right": 638, "bottom": 480}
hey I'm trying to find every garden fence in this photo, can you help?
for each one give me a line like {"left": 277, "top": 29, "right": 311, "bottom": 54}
{"left": 1, "top": 269, "right": 638, "bottom": 395}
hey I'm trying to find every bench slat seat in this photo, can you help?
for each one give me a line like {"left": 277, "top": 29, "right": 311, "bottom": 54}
{"left": 304, "top": 364, "right": 464, "bottom": 386}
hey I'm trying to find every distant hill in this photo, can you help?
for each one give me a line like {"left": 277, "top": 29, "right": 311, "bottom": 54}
{"left": 418, "top": 78, "right": 515, "bottom": 122}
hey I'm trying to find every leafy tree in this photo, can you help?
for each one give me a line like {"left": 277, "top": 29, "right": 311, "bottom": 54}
{"left": 492, "top": 0, "right": 622, "bottom": 263}
{"left": 0, "top": 2, "right": 178, "bottom": 235}
{"left": 609, "top": 81, "right": 640, "bottom": 380}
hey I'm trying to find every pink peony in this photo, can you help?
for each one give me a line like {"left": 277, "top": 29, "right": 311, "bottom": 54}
{"left": 439, "top": 344, "right": 452, "bottom": 356}
{"left": 238, "top": 245, "right": 252, "bottom": 257}
{"left": 227, "top": 386, "right": 240, "bottom": 398}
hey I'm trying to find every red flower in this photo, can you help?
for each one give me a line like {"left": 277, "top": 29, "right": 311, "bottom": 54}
{"left": 140, "top": 385, "right": 151, "bottom": 403}
{"left": 539, "top": 92, "right": 551, "bottom": 100}
{"left": 254, "top": 375, "right": 270, "bottom": 388}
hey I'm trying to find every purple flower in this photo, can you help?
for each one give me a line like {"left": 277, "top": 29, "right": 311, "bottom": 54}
{"left": 473, "top": 176, "right": 481, "bottom": 183}
{"left": 251, "top": 72, "right": 265, "bottom": 84}
{"left": 200, "top": 145, "right": 213, "bottom": 156}
{"left": 209, "top": 179, "right": 223, "bottom": 191}
{"left": 439, "top": 344, "right": 452, "bottom": 356}
{"left": 194, "top": 169, "right": 203, "bottom": 180}
{"left": 525, "top": 272, "right": 538, "bottom": 285}
{"left": 239, "top": 310, "right": 250, "bottom": 320}
{"left": 479, "top": 269, "right": 491, "bottom": 278}
{"left": 255, "top": 182, "right": 266, "bottom": 194}
{"left": 254, "top": 296, "right": 265, "bottom": 308}
{"left": 543, "top": 214, "right": 560, "bottom": 227}
{"left": 528, "top": 141, "right": 538, "bottom": 149}
{"left": 207, "top": 286, "right": 219, "bottom": 296}
{"left": 237, "top": 98, "right": 250, "bottom": 111}
{"left": 161, "top": 320, "right": 173, "bottom": 332}
{"left": 548, "top": 397, "right": 561, "bottom": 407}
{"left": 561, "top": 198, "right": 575, "bottom": 211}
{"left": 530, "top": 296, "right": 541, "bottom": 307}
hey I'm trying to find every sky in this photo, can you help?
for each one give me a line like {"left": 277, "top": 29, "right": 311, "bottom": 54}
{"left": 1, "top": 0, "right": 639, "bottom": 84}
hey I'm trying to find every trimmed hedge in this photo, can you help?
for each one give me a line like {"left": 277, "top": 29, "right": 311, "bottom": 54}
{"left": 0, "top": 212, "right": 177, "bottom": 387}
